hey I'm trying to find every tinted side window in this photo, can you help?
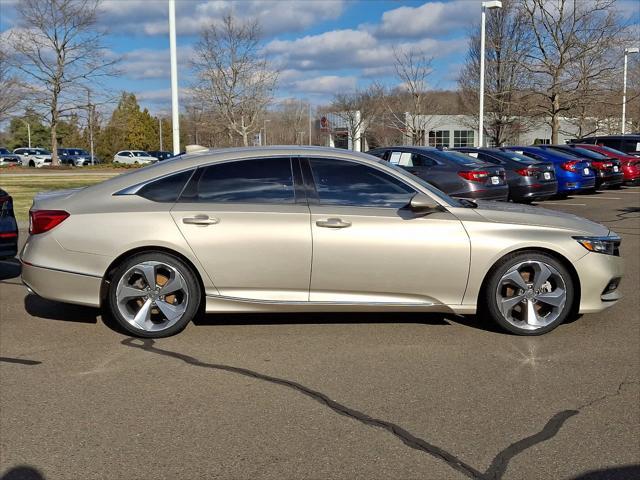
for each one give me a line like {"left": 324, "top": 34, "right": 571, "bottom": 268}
{"left": 138, "top": 170, "right": 193, "bottom": 202}
{"left": 308, "top": 158, "right": 415, "bottom": 208}
{"left": 180, "top": 157, "right": 295, "bottom": 204}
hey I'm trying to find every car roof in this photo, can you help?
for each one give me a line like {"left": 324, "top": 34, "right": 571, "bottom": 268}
{"left": 370, "top": 146, "right": 439, "bottom": 153}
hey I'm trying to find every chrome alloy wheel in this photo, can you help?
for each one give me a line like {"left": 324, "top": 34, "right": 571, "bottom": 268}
{"left": 495, "top": 260, "right": 567, "bottom": 331}
{"left": 115, "top": 261, "right": 189, "bottom": 332}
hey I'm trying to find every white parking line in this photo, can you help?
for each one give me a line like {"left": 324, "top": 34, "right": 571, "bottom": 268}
{"left": 541, "top": 202, "right": 586, "bottom": 206}
{"left": 579, "top": 197, "right": 622, "bottom": 200}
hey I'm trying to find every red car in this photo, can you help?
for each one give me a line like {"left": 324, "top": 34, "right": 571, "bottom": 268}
{"left": 575, "top": 144, "right": 640, "bottom": 185}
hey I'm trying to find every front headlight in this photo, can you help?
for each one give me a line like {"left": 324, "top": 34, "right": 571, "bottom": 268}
{"left": 573, "top": 235, "right": 620, "bottom": 256}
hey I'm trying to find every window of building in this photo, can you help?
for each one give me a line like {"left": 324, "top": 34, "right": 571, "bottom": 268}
{"left": 428, "top": 130, "right": 450, "bottom": 148}
{"left": 453, "top": 130, "right": 475, "bottom": 148}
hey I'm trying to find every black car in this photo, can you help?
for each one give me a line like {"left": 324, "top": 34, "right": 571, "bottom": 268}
{"left": 569, "top": 135, "right": 640, "bottom": 157}
{"left": 0, "top": 189, "right": 18, "bottom": 259}
{"left": 0, "top": 147, "right": 21, "bottom": 166}
{"left": 453, "top": 148, "right": 557, "bottom": 203}
{"left": 368, "top": 146, "right": 509, "bottom": 201}
{"left": 540, "top": 145, "right": 624, "bottom": 189}
{"left": 57, "top": 148, "right": 97, "bottom": 166}
{"left": 147, "top": 150, "right": 174, "bottom": 161}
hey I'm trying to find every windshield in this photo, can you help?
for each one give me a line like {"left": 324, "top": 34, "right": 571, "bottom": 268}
{"left": 34, "top": 149, "right": 50, "bottom": 155}
{"left": 381, "top": 160, "right": 464, "bottom": 207}
{"left": 132, "top": 151, "right": 149, "bottom": 157}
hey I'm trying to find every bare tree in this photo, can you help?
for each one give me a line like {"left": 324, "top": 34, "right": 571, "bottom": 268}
{"left": 330, "top": 85, "right": 384, "bottom": 151}
{"left": 521, "top": 0, "right": 624, "bottom": 143}
{"left": 458, "top": 0, "right": 534, "bottom": 146}
{"left": 0, "top": 47, "right": 23, "bottom": 120}
{"left": 9, "top": 0, "right": 116, "bottom": 165}
{"left": 384, "top": 48, "right": 436, "bottom": 145}
{"left": 192, "top": 15, "right": 278, "bottom": 147}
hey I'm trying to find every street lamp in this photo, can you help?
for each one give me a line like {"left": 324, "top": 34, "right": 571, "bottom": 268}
{"left": 622, "top": 47, "right": 639, "bottom": 135}
{"left": 168, "top": 0, "right": 180, "bottom": 155}
{"left": 479, "top": 0, "right": 502, "bottom": 147}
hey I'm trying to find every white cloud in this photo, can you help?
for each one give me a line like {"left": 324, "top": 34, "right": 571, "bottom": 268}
{"left": 98, "top": 0, "right": 345, "bottom": 37}
{"left": 120, "top": 47, "right": 194, "bottom": 80}
{"left": 374, "top": 1, "right": 477, "bottom": 38}
{"left": 290, "top": 75, "right": 357, "bottom": 94}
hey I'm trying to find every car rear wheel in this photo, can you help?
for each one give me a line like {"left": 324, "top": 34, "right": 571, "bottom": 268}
{"left": 483, "top": 252, "right": 574, "bottom": 335}
{"left": 107, "top": 252, "right": 201, "bottom": 338}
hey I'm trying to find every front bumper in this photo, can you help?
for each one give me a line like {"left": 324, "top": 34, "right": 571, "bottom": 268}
{"left": 573, "top": 251, "right": 624, "bottom": 313}
{"left": 21, "top": 262, "right": 102, "bottom": 307}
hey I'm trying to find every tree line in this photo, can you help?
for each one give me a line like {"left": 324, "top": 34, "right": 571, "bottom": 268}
{"left": 0, "top": 0, "right": 638, "bottom": 163}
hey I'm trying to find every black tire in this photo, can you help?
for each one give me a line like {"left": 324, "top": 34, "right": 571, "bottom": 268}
{"left": 107, "top": 251, "right": 201, "bottom": 338}
{"left": 29, "top": 160, "right": 35, "bottom": 168}
{"left": 482, "top": 251, "right": 575, "bottom": 335}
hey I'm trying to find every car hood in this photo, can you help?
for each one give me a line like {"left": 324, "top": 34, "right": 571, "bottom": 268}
{"left": 472, "top": 200, "right": 610, "bottom": 236}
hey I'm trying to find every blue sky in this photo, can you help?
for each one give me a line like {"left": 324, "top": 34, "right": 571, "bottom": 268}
{"left": 1, "top": 0, "right": 639, "bottom": 115}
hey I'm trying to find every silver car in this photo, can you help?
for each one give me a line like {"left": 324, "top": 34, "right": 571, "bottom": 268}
{"left": 21, "top": 147, "right": 623, "bottom": 337}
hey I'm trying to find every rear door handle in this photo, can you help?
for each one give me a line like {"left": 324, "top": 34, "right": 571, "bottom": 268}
{"left": 316, "top": 218, "right": 352, "bottom": 228}
{"left": 182, "top": 214, "right": 219, "bottom": 226}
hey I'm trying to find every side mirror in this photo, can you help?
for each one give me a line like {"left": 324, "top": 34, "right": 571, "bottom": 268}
{"left": 409, "top": 194, "right": 443, "bottom": 214}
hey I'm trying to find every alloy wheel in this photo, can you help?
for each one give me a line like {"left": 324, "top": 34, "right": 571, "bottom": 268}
{"left": 495, "top": 260, "right": 567, "bottom": 331}
{"left": 115, "top": 261, "right": 189, "bottom": 332}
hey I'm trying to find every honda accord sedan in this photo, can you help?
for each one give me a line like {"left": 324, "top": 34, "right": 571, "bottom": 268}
{"left": 20, "top": 147, "right": 623, "bottom": 337}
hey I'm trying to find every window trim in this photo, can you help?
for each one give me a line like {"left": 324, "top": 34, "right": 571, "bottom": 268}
{"left": 301, "top": 156, "right": 418, "bottom": 209}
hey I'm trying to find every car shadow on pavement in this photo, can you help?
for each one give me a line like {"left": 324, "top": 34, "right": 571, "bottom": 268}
{"left": 0, "top": 466, "right": 46, "bottom": 480}
{"left": 569, "top": 464, "right": 640, "bottom": 479}
{"left": 0, "top": 258, "right": 21, "bottom": 282}
{"left": 24, "top": 294, "right": 99, "bottom": 324}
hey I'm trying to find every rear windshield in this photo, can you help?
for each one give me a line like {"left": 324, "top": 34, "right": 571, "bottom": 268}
{"left": 598, "top": 145, "right": 629, "bottom": 157}
{"left": 489, "top": 150, "right": 536, "bottom": 165}
{"left": 563, "top": 147, "right": 608, "bottom": 160}
{"left": 0, "top": 148, "right": 10, "bottom": 154}
{"left": 428, "top": 149, "right": 485, "bottom": 166}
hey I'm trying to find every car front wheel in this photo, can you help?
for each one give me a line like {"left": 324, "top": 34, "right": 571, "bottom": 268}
{"left": 107, "top": 252, "right": 201, "bottom": 338}
{"left": 484, "top": 252, "right": 574, "bottom": 335}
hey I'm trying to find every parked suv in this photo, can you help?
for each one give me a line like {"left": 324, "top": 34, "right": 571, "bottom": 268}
{"left": 570, "top": 135, "right": 640, "bottom": 157}
{"left": 57, "top": 148, "right": 96, "bottom": 166}
{"left": 368, "top": 146, "right": 509, "bottom": 201}
{"left": 113, "top": 150, "right": 158, "bottom": 165}
{"left": 147, "top": 150, "right": 174, "bottom": 161}
{"left": 13, "top": 148, "right": 52, "bottom": 168}
{"left": 0, "top": 147, "right": 21, "bottom": 166}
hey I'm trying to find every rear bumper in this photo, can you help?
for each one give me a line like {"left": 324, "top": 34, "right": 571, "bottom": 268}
{"left": 595, "top": 171, "right": 624, "bottom": 188}
{"left": 454, "top": 186, "right": 509, "bottom": 201}
{"left": 21, "top": 262, "right": 102, "bottom": 307}
{"left": 510, "top": 182, "right": 558, "bottom": 201}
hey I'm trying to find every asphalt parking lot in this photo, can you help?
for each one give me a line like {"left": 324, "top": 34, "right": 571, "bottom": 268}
{"left": 1, "top": 189, "right": 639, "bottom": 480}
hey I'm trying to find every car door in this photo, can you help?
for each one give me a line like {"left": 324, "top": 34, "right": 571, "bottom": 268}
{"left": 170, "top": 156, "right": 312, "bottom": 302}
{"left": 304, "top": 157, "right": 470, "bottom": 305}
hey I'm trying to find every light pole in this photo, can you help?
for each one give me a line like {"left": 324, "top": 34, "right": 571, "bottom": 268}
{"left": 479, "top": 0, "right": 502, "bottom": 147}
{"left": 169, "top": 0, "right": 180, "bottom": 155}
{"left": 263, "top": 119, "right": 270, "bottom": 146}
{"left": 159, "top": 117, "right": 163, "bottom": 151}
{"left": 86, "top": 89, "right": 95, "bottom": 165}
{"left": 622, "top": 47, "right": 639, "bottom": 135}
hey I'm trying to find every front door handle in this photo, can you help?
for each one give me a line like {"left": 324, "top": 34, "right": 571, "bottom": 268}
{"left": 316, "top": 218, "right": 352, "bottom": 229}
{"left": 182, "top": 215, "right": 219, "bottom": 226}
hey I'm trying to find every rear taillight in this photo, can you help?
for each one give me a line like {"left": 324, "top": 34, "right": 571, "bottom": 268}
{"left": 458, "top": 170, "right": 489, "bottom": 182}
{"left": 561, "top": 161, "right": 580, "bottom": 172}
{"left": 590, "top": 161, "right": 613, "bottom": 170}
{"left": 29, "top": 210, "right": 69, "bottom": 235}
{"left": 515, "top": 167, "right": 539, "bottom": 176}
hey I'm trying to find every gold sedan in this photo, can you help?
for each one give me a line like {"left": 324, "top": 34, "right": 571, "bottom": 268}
{"left": 20, "top": 147, "right": 623, "bottom": 337}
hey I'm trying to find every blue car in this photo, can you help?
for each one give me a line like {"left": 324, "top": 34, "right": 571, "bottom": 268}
{"left": 500, "top": 146, "right": 596, "bottom": 196}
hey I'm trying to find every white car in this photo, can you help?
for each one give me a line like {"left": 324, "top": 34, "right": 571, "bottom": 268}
{"left": 113, "top": 150, "right": 158, "bottom": 165}
{"left": 14, "top": 148, "right": 53, "bottom": 168}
